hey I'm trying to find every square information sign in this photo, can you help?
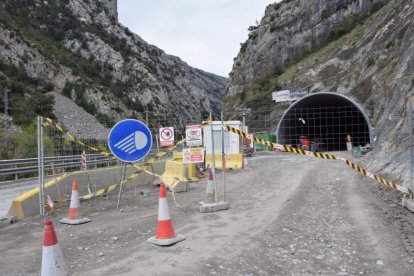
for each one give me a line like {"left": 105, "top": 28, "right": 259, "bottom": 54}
{"left": 182, "top": 147, "right": 204, "bottom": 164}
{"left": 185, "top": 125, "right": 202, "bottom": 147}
{"left": 159, "top": 127, "right": 174, "bottom": 147}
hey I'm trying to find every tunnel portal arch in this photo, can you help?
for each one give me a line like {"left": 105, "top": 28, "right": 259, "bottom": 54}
{"left": 276, "top": 92, "right": 374, "bottom": 151}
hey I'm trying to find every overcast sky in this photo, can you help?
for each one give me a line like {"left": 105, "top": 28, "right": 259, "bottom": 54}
{"left": 118, "top": 0, "right": 276, "bottom": 77}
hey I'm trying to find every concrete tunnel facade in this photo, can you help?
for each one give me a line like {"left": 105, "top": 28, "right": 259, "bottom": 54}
{"left": 276, "top": 92, "right": 374, "bottom": 151}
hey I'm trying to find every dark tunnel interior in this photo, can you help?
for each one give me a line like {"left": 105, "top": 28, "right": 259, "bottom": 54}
{"left": 276, "top": 93, "right": 371, "bottom": 151}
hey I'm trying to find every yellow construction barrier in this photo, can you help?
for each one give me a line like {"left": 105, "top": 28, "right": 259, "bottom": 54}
{"left": 205, "top": 153, "right": 243, "bottom": 170}
{"left": 173, "top": 151, "right": 183, "bottom": 160}
{"left": 161, "top": 160, "right": 198, "bottom": 189}
{"left": 7, "top": 174, "right": 70, "bottom": 219}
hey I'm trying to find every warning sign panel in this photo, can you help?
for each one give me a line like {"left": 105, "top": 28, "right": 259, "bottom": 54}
{"left": 183, "top": 147, "right": 204, "bottom": 164}
{"left": 185, "top": 125, "right": 202, "bottom": 147}
{"left": 159, "top": 127, "right": 174, "bottom": 147}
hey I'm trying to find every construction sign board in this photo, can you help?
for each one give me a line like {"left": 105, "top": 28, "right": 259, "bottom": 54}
{"left": 272, "top": 89, "right": 308, "bottom": 103}
{"left": 185, "top": 125, "right": 203, "bottom": 147}
{"left": 182, "top": 147, "right": 204, "bottom": 164}
{"left": 159, "top": 127, "right": 175, "bottom": 147}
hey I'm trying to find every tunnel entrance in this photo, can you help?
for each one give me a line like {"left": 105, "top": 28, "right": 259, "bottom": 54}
{"left": 276, "top": 92, "right": 372, "bottom": 151}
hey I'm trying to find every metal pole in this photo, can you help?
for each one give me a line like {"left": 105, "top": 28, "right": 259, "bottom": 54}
{"left": 41, "top": 116, "right": 45, "bottom": 214}
{"left": 209, "top": 112, "right": 217, "bottom": 203}
{"left": 221, "top": 111, "right": 225, "bottom": 202}
{"left": 409, "top": 103, "right": 413, "bottom": 196}
{"left": 37, "top": 116, "right": 45, "bottom": 216}
{"left": 155, "top": 134, "right": 160, "bottom": 153}
{"left": 116, "top": 163, "right": 127, "bottom": 210}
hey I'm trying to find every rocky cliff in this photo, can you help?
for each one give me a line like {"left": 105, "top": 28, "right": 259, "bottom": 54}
{"left": 0, "top": 0, "right": 226, "bottom": 135}
{"left": 224, "top": 0, "right": 414, "bottom": 185}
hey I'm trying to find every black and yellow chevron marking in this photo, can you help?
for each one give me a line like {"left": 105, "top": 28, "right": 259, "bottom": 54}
{"left": 253, "top": 136, "right": 274, "bottom": 148}
{"left": 344, "top": 159, "right": 412, "bottom": 195}
{"left": 282, "top": 145, "right": 305, "bottom": 155}
{"left": 225, "top": 125, "right": 248, "bottom": 138}
{"left": 81, "top": 171, "right": 142, "bottom": 200}
{"left": 312, "top": 152, "right": 338, "bottom": 160}
{"left": 345, "top": 160, "right": 368, "bottom": 175}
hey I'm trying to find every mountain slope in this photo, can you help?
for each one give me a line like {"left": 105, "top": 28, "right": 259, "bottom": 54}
{"left": 0, "top": 0, "right": 226, "bottom": 133}
{"left": 224, "top": 0, "right": 414, "bottom": 184}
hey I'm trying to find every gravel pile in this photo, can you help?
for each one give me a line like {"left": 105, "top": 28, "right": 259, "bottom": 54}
{"left": 49, "top": 92, "right": 110, "bottom": 140}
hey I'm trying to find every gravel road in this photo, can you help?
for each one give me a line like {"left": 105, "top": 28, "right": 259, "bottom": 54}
{"left": 1, "top": 153, "right": 414, "bottom": 275}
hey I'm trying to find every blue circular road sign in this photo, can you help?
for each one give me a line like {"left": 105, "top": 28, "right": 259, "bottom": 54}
{"left": 108, "top": 119, "right": 153, "bottom": 163}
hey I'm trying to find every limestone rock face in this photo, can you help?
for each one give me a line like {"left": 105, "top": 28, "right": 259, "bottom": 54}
{"left": 227, "top": 0, "right": 386, "bottom": 97}
{"left": 225, "top": 0, "right": 414, "bottom": 186}
{"left": 0, "top": 0, "right": 226, "bottom": 135}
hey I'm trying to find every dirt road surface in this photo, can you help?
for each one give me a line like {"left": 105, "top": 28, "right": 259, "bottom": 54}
{"left": 1, "top": 153, "right": 414, "bottom": 275}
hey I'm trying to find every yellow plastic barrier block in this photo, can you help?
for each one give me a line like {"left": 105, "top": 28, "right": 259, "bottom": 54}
{"left": 205, "top": 154, "right": 243, "bottom": 170}
{"left": 173, "top": 151, "right": 183, "bottom": 160}
{"left": 161, "top": 160, "right": 186, "bottom": 188}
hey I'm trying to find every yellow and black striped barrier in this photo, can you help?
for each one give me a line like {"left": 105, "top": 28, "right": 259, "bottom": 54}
{"left": 225, "top": 125, "right": 412, "bottom": 196}
{"left": 341, "top": 158, "right": 411, "bottom": 195}
{"left": 81, "top": 170, "right": 143, "bottom": 200}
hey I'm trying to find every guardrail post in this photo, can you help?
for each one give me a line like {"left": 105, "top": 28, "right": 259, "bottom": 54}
{"left": 14, "top": 164, "right": 18, "bottom": 180}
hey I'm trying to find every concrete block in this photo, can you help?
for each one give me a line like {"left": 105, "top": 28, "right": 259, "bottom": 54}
{"left": 199, "top": 201, "right": 229, "bottom": 213}
{"left": 402, "top": 195, "right": 414, "bottom": 213}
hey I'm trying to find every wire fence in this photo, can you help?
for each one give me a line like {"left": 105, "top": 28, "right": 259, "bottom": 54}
{"left": 277, "top": 105, "right": 371, "bottom": 151}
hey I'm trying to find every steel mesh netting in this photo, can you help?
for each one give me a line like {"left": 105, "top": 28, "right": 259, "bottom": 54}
{"left": 42, "top": 112, "right": 210, "bottom": 212}
{"left": 224, "top": 109, "right": 274, "bottom": 135}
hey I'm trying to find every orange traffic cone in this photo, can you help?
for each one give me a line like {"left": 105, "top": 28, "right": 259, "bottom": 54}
{"left": 60, "top": 180, "right": 91, "bottom": 225}
{"left": 147, "top": 183, "right": 185, "bottom": 246}
{"left": 204, "top": 169, "right": 215, "bottom": 204}
{"left": 41, "top": 219, "right": 66, "bottom": 276}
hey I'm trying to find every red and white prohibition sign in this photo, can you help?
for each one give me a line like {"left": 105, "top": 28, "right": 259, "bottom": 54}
{"left": 159, "top": 127, "right": 175, "bottom": 147}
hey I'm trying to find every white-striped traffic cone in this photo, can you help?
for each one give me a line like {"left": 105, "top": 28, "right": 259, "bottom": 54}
{"left": 60, "top": 180, "right": 91, "bottom": 225}
{"left": 147, "top": 183, "right": 185, "bottom": 246}
{"left": 41, "top": 219, "right": 66, "bottom": 276}
{"left": 204, "top": 169, "right": 215, "bottom": 204}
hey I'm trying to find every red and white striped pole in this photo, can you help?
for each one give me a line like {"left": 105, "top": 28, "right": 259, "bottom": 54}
{"left": 81, "top": 151, "right": 87, "bottom": 170}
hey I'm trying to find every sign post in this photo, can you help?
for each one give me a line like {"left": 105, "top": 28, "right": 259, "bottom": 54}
{"left": 108, "top": 119, "right": 152, "bottom": 209}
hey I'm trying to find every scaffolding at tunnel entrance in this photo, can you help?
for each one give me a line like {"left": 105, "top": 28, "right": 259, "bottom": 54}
{"left": 277, "top": 105, "right": 371, "bottom": 152}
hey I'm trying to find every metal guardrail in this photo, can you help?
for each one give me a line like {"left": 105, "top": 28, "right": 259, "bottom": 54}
{"left": 0, "top": 149, "right": 172, "bottom": 182}
{"left": 0, "top": 154, "right": 118, "bottom": 180}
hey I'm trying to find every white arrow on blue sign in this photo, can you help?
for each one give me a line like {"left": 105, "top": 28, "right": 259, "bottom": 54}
{"left": 108, "top": 119, "right": 152, "bottom": 163}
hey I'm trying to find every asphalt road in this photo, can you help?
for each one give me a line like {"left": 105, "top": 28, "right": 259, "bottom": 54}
{"left": 1, "top": 153, "right": 413, "bottom": 275}
{"left": 0, "top": 177, "right": 55, "bottom": 217}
